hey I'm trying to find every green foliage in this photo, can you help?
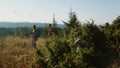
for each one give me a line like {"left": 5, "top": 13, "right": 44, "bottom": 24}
{"left": 35, "top": 14, "right": 120, "bottom": 68}
{"left": 0, "top": 27, "right": 31, "bottom": 37}
{"left": 112, "top": 16, "right": 120, "bottom": 30}
{"left": 45, "top": 36, "right": 72, "bottom": 68}
{"left": 0, "top": 28, "right": 13, "bottom": 37}
{"left": 81, "top": 22, "right": 118, "bottom": 68}
{"left": 63, "top": 10, "right": 81, "bottom": 34}
{"left": 0, "top": 27, "right": 46, "bottom": 38}
{"left": 13, "top": 27, "right": 31, "bottom": 37}
{"left": 111, "top": 16, "right": 120, "bottom": 66}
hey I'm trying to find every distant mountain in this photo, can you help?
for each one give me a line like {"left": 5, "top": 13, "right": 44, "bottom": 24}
{"left": 0, "top": 22, "right": 64, "bottom": 28}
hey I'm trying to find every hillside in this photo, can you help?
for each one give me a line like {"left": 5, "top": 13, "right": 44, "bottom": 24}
{"left": 0, "top": 22, "right": 64, "bottom": 28}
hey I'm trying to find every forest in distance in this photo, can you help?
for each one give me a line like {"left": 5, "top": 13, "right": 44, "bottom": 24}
{"left": 0, "top": 11, "right": 120, "bottom": 68}
{"left": 0, "top": 22, "right": 63, "bottom": 37}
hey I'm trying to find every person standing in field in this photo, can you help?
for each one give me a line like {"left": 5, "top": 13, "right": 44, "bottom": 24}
{"left": 48, "top": 24, "right": 53, "bottom": 37}
{"left": 31, "top": 25, "right": 40, "bottom": 48}
{"left": 45, "top": 23, "right": 58, "bottom": 41}
{"left": 47, "top": 23, "right": 58, "bottom": 37}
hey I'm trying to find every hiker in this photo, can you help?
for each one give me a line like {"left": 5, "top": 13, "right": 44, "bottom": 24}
{"left": 47, "top": 23, "right": 58, "bottom": 37}
{"left": 31, "top": 25, "right": 40, "bottom": 48}
{"left": 48, "top": 23, "right": 53, "bottom": 37}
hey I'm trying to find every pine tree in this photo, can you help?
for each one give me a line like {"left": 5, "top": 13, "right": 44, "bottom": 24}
{"left": 63, "top": 10, "right": 80, "bottom": 30}
{"left": 81, "top": 21, "right": 118, "bottom": 67}
{"left": 111, "top": 16, "right": 120, "bottom": 65}
{"left": 52, "top": 13, "right": 57, "bottom": 28}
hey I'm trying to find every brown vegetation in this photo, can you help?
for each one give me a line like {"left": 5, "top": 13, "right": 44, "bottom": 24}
{"left": 0, "top": 36, "right": 46, "bottom": 68}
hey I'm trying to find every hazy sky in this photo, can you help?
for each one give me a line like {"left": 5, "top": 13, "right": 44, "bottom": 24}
{"left": 0, "top": 0, "right": 120, "bottom": 24}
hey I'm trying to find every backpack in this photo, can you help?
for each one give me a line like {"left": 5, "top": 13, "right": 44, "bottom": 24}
{"left": 32, "top": 29, "right": 40, "bottom": 38}
{"left": 36, "top": 29, "right": 40, "bottom": 38}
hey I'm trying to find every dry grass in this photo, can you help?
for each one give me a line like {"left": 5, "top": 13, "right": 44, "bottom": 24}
{"left": 0, "top": 36, "right": 46, "bottom": 68}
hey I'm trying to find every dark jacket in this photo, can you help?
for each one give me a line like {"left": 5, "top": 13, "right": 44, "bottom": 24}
{"left": 32, "top": 29, "right": 40, "bottom": 40}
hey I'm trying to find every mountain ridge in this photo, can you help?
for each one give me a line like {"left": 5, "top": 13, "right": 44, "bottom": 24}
{"left": 0, "top": 22, "right": 64, "bottom": 28}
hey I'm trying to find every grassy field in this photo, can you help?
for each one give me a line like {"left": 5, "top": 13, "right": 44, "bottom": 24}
{"left": 0, "top": 36, "right": 119, "bottom": 68}
{"left": 0, "top": 36, "right": 46, "bottom": 68}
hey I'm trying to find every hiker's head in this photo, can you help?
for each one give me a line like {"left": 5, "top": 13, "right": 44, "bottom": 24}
{"left": 33, "top": 25, "right": 36, "bottom": 29}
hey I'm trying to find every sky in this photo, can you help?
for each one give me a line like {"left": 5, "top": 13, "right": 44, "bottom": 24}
{"left": 0, "top": 0, "right": 120, "bottom": 24}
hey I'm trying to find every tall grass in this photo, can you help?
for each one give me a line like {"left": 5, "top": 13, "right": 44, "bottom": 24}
{"left": 0, "top": 36, "right": 46, "bottom": 68}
